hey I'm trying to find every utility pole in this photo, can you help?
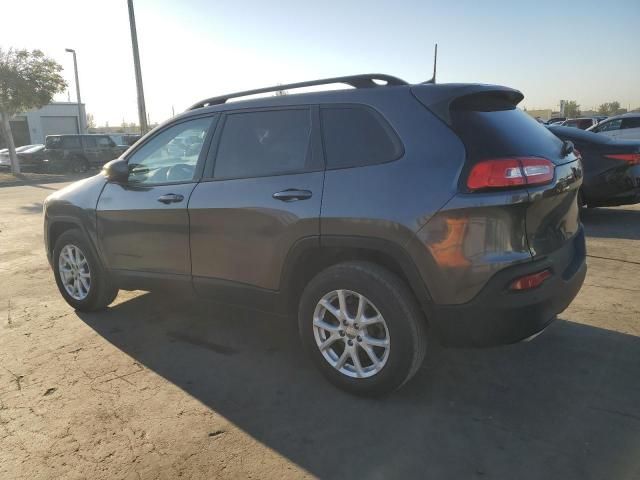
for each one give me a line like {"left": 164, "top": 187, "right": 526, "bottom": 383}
{"left": 127, "top": 0, "right": 149, "bottom": 135}
{"left": 65, "top": 49, "right": 84, "bottom": 133}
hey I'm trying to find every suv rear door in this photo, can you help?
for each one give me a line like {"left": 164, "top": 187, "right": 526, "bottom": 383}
{"left": 96, "top": 135, "right": 119, "bottom": 164}
{"left": 189, "top": 106, "right": 323, "bottom": 303}
{"left": 81, "top": 136, "right": 100, "bottom": 165}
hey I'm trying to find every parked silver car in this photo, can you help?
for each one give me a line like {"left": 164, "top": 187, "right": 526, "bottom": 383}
{"left": 587, "top": 113, "right": 640, "bottom": 140}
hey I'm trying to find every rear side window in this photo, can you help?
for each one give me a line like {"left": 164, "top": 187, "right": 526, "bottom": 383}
{"left": 622, "top": 118, "right": 640, "bottom": 129}
{"left": 451, "top": 105, "right": 566, "bottom": 164}
{"left": 214, "top": 109, "right": 313, "bottom": 179}
{"left": 320, "top": 106, "right": 401, "bottom": 169}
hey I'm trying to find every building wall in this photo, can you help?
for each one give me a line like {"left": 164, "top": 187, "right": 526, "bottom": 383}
{"left": 24, "top": 102, "right": 86, "bottom": 144}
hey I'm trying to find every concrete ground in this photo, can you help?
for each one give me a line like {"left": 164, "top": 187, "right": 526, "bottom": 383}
{"left": 1, "top": 180, "right": 639, "bottom": 480}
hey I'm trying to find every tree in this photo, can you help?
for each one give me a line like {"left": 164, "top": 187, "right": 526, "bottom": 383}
{"left": 86, "top": 112, "right": 96, "bottom": 129}
{"left": 0, "top": 48, "right": 66, "bottom": 174}
{"left": 564, "top": 100, "right": 581, "bottom": 118}
{"left": 598, "top": 101, "right": 623, "bottom": 116}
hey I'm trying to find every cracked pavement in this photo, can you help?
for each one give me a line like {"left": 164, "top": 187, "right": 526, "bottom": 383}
{"left": 1, "top": 181, "right": 639, "bottom": 479}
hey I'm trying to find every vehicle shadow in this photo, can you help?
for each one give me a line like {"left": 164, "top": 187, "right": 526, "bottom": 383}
{"left": 19, "top": 202, "right": 44, "bottom": 214}
{"left": 581, "top": 207, "right": 640, "bottom": 241}
{"left": 77, "top": 293, "right": 640, "bottom": 479}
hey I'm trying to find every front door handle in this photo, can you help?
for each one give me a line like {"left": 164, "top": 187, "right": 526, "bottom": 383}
{"left": 272, "top": 189, "right": 312, "bottom": 202}
{"left": 157, "top": 193, "right": 184, "bottom": 204}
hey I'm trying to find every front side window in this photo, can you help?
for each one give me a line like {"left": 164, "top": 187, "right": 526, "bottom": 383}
{"left": 320, "top": 106, "right": 401, "bottom": 169}
{"left": 127, "top": 116, "right": 212, "bottom": 185}
{"left": 83, "top": 136, "right": 97, "bottom": 148}
{"left": 45, "top": 137, "right": 61, "bottom": 148}
{"left": 213, "top": 109, "right": 312, "bottom": 179}
{"left": 62, "top": 136, "right": 81, "bottom": 148}
{"left": 596, "top": 119, "right": 622, "bottom": 132}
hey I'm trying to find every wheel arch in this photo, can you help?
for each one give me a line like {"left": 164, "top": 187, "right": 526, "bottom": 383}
{"left": 46, "top": 216, "right": 103, "bottom": 268}
{"left": 280, "top": 236, "right": 434, "bottom": 317}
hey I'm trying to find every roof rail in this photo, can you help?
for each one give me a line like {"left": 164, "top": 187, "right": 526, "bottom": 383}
{"left": 187, "top": 73, "right": 409, "bottom": 110}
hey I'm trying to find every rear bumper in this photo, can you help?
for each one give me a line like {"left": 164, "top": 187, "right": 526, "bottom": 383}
{"left": 430, "top": 227, "right": 587, "bottom": 347}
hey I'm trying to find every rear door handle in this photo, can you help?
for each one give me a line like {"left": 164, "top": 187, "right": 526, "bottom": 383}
{"left": 272, "top": 189, "right": 312, "bottom": 202}
{"left": 157, "top": 193, "right": 184, "bottom": 204}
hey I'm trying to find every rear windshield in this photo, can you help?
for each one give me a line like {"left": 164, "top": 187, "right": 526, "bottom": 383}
{"left": 451, "top": 107, "right": 566, "bottom": 164}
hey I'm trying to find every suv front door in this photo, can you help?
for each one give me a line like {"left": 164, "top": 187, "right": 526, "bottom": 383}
{"left": 189, "top": 107, "right": 323, "bottom": 303}
{"left": 96, "top": 115, "right": 216, "bottom": 285}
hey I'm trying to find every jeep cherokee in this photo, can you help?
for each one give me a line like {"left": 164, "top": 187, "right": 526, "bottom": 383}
{"left": 43, "top": 74, "right": 586, "bottom": 396}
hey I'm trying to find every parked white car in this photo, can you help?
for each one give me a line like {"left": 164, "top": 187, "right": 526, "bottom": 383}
{"left": 587, "top": 113, "right": 640, "bottom": 140}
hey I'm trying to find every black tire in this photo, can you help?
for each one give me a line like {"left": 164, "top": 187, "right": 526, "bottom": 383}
{"left": 52, "top": 229, "right": 118, "bottom": 311}
{"left": 298, "top": 261, "right": 427, "bottom": 397}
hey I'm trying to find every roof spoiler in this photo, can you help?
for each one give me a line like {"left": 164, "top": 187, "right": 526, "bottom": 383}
{"left": 412, "top": 84, "right": 524, "bottom": 126}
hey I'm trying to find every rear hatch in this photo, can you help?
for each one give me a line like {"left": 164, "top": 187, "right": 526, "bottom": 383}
{"left": 414, "top": 86, "right": 583, "bottom": 258}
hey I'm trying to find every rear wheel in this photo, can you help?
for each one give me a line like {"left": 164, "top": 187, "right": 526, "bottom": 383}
{"left": 298, "top": 261, "right": 427, "bottom": 396}
{"left": 68, "top": 156, "right": 89, "bottom": 173}
{"left": 53, "top": 230, "right": 118, "bottom": 311}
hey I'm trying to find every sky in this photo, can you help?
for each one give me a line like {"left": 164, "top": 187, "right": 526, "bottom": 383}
{"left": 3, "top": 0, "right": 639, "bottom": 125}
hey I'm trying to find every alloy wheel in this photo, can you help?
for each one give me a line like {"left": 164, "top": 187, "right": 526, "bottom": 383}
{"left": 313, "top": 289, "right": 390, "bottom": 378}
{"left": 58, "top": 244, "right": 91, "bottom": 300}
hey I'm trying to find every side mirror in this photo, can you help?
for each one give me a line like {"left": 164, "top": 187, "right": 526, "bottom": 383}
{"left": 102, "top": 158, "right": 129, "bottom": 182}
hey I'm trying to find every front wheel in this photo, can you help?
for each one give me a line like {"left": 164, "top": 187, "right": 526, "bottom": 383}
{"left": 52, "top": 230, "right": 118, "bottom": 311}
{"left": 298, "top": 261, "right": 427, "bottom": 396}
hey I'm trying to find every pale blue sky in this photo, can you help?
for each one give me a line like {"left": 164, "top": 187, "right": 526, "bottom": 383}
{"left": 3, "top": 0, "right": 639, "bottom": 124}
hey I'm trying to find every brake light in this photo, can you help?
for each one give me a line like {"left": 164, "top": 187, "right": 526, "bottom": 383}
{"left": 509, "top": 269, "right": 552, "bottom": 291}
{"left": 605, "top": 153, "right": 640, "bottom": 165}
{"left": 467, "top": 157, "right": 555, "bottom": 191}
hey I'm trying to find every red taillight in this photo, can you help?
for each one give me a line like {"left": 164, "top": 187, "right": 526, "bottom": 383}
{"left": 467, "top": 157, "right": 555, "bottom": 191}
{"left": 605, "top": 153, "right": 640, "bottom": 165}
{"left": 509, "top": 269, "right": 552, "bottom": 291}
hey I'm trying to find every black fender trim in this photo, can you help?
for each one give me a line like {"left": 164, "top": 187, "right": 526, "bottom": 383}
{"left": 278, "top": 235, "right": 433, "bottom": 315}
{"left": 46, "top": 215, "right": 100, "bottom": 266}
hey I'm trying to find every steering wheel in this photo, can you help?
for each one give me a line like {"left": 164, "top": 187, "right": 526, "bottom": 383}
{"left": 166, "top": 163, "right": 194, "bottom": 182}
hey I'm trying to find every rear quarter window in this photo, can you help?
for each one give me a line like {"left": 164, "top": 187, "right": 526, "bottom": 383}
{"left": 451, "top": 107, "right": 565, "bottom": 164}
{"left": 320, "top": 106, "right": 402, "bottom": 169}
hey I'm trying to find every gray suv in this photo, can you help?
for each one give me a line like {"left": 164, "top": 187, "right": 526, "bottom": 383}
{"left": 43, "top": 74, "right": 586, "bottom": 396}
